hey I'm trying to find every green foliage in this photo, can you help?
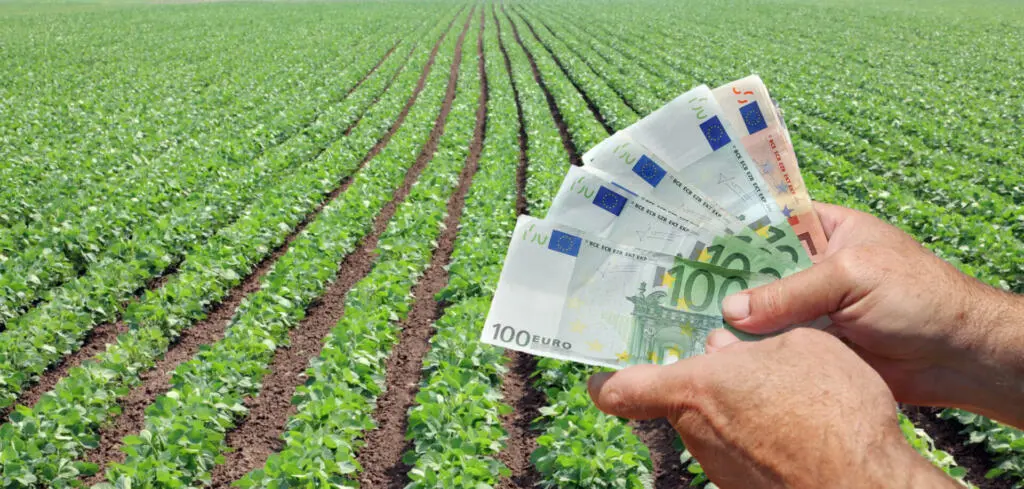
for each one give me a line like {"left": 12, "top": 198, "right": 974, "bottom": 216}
{"left": 0, "top": 0, "right": 1021, "bottom": 488}
{"left": 0, "top": 6, "right": 452, "bottom": 488}
{"left": 940, "top": 410, "right": 1024, "bottom": 487}
{"left": 898, "top": 413, "right": 973, "bottom": 486}
{"left": 236, "top": 8, "right": 475, "bottom": 487}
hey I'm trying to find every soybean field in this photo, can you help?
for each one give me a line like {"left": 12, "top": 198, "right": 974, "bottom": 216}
{"left": 0, "top": 0, "right": 1021, "bottom": 488}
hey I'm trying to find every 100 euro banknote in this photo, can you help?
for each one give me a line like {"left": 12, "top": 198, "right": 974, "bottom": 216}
{"left": 582, "top": 130, "right": 799, "bottom": 271}
{"left": 546, "top": 165, "right": 793, "bottom": 278}
{"left": 482, "top": 216, "right": 778, "bottom": 369}
{"left": 624, "top": 85, "right": 812, "bottom": 269}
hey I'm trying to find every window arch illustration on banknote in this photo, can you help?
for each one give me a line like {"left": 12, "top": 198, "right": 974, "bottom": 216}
{"left": 626, "top": 282, "right": 721, "bottom": 364}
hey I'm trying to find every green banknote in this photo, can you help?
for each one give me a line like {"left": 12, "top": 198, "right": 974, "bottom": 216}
{"left": 545, "top": 165, "right": 794, "bottom": 278}
{"left": 622, "top": 85, "right": 812, "bottom": 269}
{"left": 482, "top": 216, "right": 778, "bottom": 369}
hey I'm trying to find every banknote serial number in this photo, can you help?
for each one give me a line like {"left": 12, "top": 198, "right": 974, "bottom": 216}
{"left": 490, "top": 324, "right": 572, "bottom": 351}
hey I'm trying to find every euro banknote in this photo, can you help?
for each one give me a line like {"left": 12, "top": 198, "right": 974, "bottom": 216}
{"left": 546, "top": 165, "right": 793, "bottom": 278}
{"left": 712, "top": 75, "right": 829, "bottom": 260}
{"left": 482, "top": 216, "right": 778, "bottom": 368}
{"left": 624, "top": 85, "right": 812, "bottom": 269}
{"left": 582, "top": 130, "right": 801, "bottom": 270}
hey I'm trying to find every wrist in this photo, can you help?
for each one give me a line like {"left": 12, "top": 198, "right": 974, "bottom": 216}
{"left": 837, "top": 427, "right": 960, "bottom": 489}
{"left": 949, "top": 284, "right": 1024, "bottom": 426}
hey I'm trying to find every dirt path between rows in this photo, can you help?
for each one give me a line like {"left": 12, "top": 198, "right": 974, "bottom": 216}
{"left": 206, "top": 8, "right": 473, "bottom": 487}
{"left": 500, "top": 3, "right": 694, "bottom": 486}
{"left": 493, "top": 5, "right": 530, "bottom": 218}
{"left": 512, "top": 8, "right": 615, "bottom": 136}
{"left": 631, "top": 419, "right": 695, "bottom": 488}
{"left": 354, "top": 8, "right": 486, "bottom": 489}
{"left": 499, "top": 4, "right": 580, "bottom": 167}
{"left": 491, "top": 5, "right": 545, "bottom": 488}
{"left": 520, "top": 5, "right": 643, "bottom": 116}
{"left": 10, "top": 40, "right": 404, "bottom": 417}
{"left": 77, "top": 14, "right": 461, "bottom": 487}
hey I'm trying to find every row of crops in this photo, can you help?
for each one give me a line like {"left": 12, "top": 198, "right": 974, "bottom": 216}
{"left": 0, "top": 0, "right": 1021, "bottom": 487}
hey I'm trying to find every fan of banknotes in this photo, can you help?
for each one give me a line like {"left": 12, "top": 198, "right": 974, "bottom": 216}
{"left": 481, "top": 75, "right": 831, "bottom": 369}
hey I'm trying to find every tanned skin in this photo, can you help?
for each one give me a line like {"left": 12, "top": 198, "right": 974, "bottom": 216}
{"left": 588, "top": 203, "right": 1024, "bottom": 489}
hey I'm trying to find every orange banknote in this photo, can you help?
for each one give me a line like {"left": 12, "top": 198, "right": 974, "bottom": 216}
{"left": 712, "top": 75, "right": 829, "bottom": 260}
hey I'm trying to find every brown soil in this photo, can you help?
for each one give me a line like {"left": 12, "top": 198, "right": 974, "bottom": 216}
{"left": 5, "top": 42, "right": 405, "bottom": 418}
{"left": 512, "top": 10, "right": 615, "bottom": 137}
{"left": 77, "top": 17, "right": 458, "bottom": 487}
{"left": 355, "top": 8, "right": 486, "bottom": 489}
{"left": 902, "top": 405, "right": 1014, "bottom": 489}
{"left": 491, "top": 5, "right": 530, "bottom": 217}
{"left": 343, "top": 42, "right": 412, "bottom": 138}
{"left": 631, "top": 419, "right": 695, "bottom": 489}
{"left": 522, "top": 7, "right": 643, "bottom": 117}
{"left": 14, "top": 320, "right": 130, "bottom": 412}
{"left": 495, "top": 351, "right": 545, "bottom": 489}
{"left": 490, "top": 6, "right": 545, "bottom": 487}
{"left": 499, "top": 4, "right": 581, "bottom": 167}
{"left": 205, "top": 9, "right": 472, "bottom": 488}
{"left": 495, "top": 5, "right": 693, "bottom": 487}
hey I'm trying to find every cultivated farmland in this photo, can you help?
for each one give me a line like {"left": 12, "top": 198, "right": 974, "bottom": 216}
{"left": 0, "top": 1, "right": 1021, "bottom": 488}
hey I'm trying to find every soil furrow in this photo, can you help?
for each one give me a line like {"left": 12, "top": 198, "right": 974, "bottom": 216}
{"left": 8, "top": 41, "right": 408, "bottom": 414}
{"left": 355, "top": 8, "right": 486, "bottom": 489}
{"left": 902, "top": 405, "right": 1013, "bottom": 489}
{"left": 499, "top": 3, "right": 581, "bottom": 166}
{"left": 205, "top": 9, "right": 475, "bottom": 487}
{"left": 631, "top": 419, "right": 694, "bottom": 489}
{"left": 343, "top": 41, "right": 415, "bottom": 138}
{"left": 0, "top": 39, "right": 404, "bottom": 336}
{"left": 492, "top": 4, "right": 530, "bottom": 217}
{"left": 522, "top": 6, "right": 644, "bottom": 116}
{"left": 505, "top": 10, "right": 691, "bottom": 485}
{"left": 491, "top": 5, "right": 545, "bottom": 488}
{"left": 78, "top": 13, "right": 461, "bottom": 485}
{"left": 495, "top": 351, "right": 545, "bottom": 489}
{"left": 512, "top": 9, "right": 616, "bottom": 136}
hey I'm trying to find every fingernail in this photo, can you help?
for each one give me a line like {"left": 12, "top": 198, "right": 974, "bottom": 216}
{"left": 722, "top": 293, "right": 750, "bottom": 321}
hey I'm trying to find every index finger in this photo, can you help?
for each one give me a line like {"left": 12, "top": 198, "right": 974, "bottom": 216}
{"left": 812, "top": 202, "right": 860, "bottom": 239}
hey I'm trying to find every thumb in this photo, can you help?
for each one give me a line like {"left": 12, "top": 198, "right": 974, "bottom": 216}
{"left": 722, "top": 259, "right": 850, "bottom": 334}
{"left": 588, "top": 363, "right": 700, "bottom": 420}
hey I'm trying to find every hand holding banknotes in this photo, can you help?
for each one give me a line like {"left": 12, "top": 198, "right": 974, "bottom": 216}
{"left": 720, "top": 202, "right": 1024, "bottom": 427}
{"left": 588, "top": 328, "right": 962, "bottom": 489}
{"left": 588, "top": 204, "right": 1024, "bottom": 488}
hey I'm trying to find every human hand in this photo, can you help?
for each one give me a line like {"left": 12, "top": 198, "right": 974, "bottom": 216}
{"left": 588, "top": 328, "right": 959, "bottom": 489}
{"left": 722, "top": 203, "right": 1024, "bottom": 427}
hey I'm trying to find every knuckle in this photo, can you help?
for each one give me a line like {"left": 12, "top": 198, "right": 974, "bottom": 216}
{"left": 756, "top": 284, "right": 788, "bottom": 319}
{"left": 832, "top": 248, "right": 862, "bottom": 277}
{"left": 780, "top": 327, "right": 842, "bottom": 351}
{"left": 832, "top": 247, "right": 881, "bottom": 283}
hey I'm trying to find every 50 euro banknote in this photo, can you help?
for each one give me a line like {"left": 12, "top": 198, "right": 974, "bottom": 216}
{"left": 481, "top": 216, "right": 780, "bottom": 369}
{"left": 712, "top": 75, "right": 828, "bottom": 260}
